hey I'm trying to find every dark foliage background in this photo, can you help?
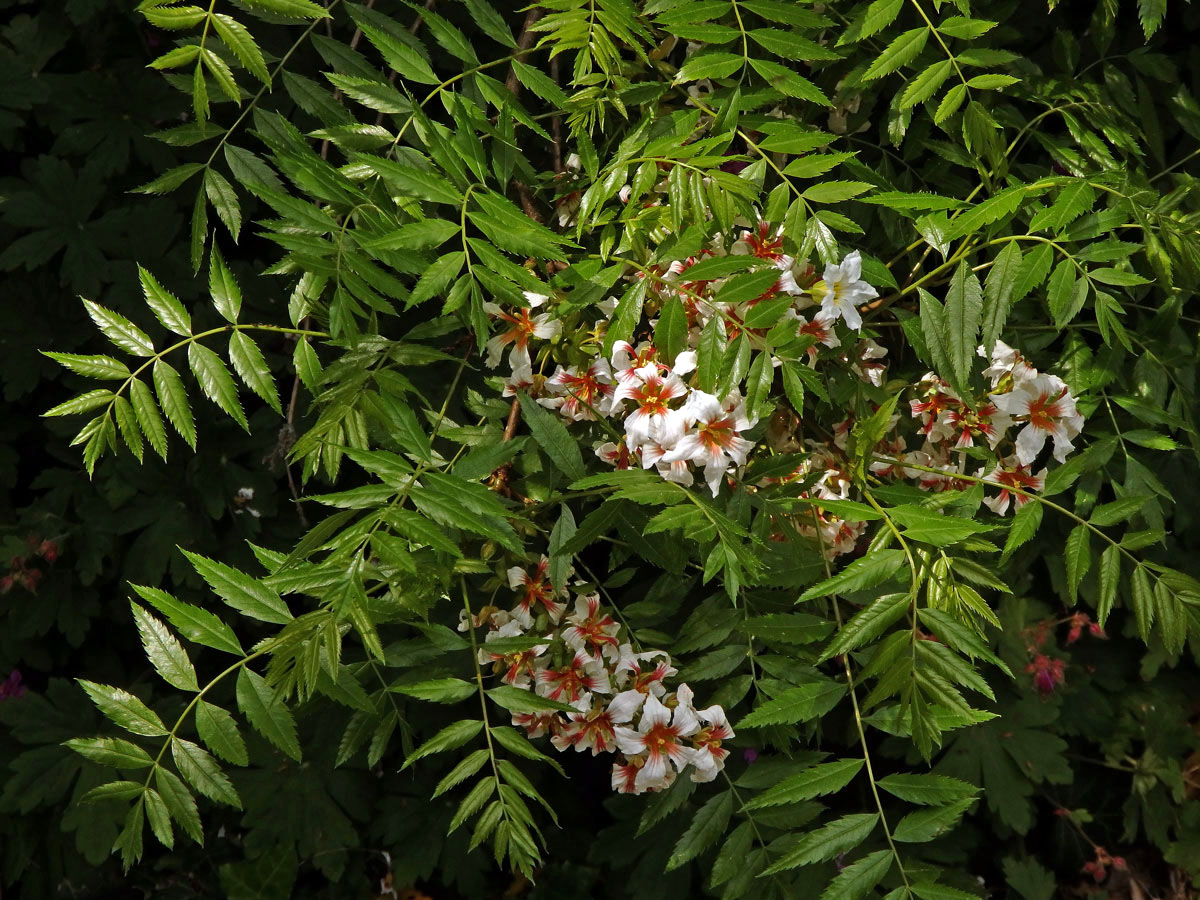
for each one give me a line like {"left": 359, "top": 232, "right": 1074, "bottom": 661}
{"left": 2, "top": 0, "right": 1200, "bottom": 898}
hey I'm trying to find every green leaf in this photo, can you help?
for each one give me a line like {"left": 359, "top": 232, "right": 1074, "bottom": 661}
{"left": 517, "top": 392, "right": 586, "bottom": 482}
{"left": 877, "top": 773, "right": 979, "bottom": 804}
{"left": 187, "top": 343, "right": 248, "bottom": 430}
{"left": 41, "top": 352, "right": 130, "bottom": 381}
{"left": 408, "top": 252, "right": 465, "bottom": 306}
{"left": 858, "top": 0, "right": 904, "bottom": 39}
{"left": 236, "top": 668, "right": 301, "bottom": 761}
{"left": 113, "top": 395, "right": 143, "bottom": 461}
{"left": 391, "top": 678, "right": 477, "bottom": 703}
{"left": 138, "top": 267, "right": 191, "bottom": 336}
{"left": 762, "top": 813, "right": 879, "bottom": 874}
{"left": 802, "top": 181, "right": 874, "bottom": 204}
{"left": 211, "top": 14, "right": 270, "bottom": 83}
{"left": 800, "top": 550, "right": 905, "bottom": 601}
{"left": 666, "top": 791, "right": 734, "bottom": 871}
{"left": 208, "top": 246, "right": 242, "bottom": 323}
{"left": 44, "top": 388, "right": 114, "bottom": 417}
{"left": 1089, "top": 268, "right": 1151, "bottom": 286}
{"left": 1030, "top": 181, "right": 1095, "bottom": 234}
{"left": 204, "top": 168, "right": 242, "bottom": 241}
{"left": 943, "top": 261, "right": 983, "bottom": 388}
{"left": 358, "top": 157, "right": 463, "bottom": 205}
{"left": 83, "top": 300, "right": 154, "bottom": 356}
{"left": 489, "top": 725, "right": 565, "bottom": 774}
{"left": 863, "top": 28, "right": 928, "bottom": 80}
{"left": 195, "top": 700, "right": 249, "bottom": 766}
{"left": 981, "top": 240, "right": 1023, "bottom": 355}
{"left": 358, "top": 24, "right": 438, "bottom": 84}
{"left": 447, "top": 778, "right": 495, "bottom": 833}
{"left": 433, "top": 749, "right": 491, "bottom": 798}
{"left": 228, "top": 332, "right": 281, "bottom": 414}
{"left": 151, "top": 359, "right": 196, "bottom": 450}
{"left": 901, "top": 60, "right": 953, "bottom": 110}
{"left": 115, "top": 797, "right": 145, "bottom": 865}
{"left": 743, "top": 759, "right": 864, "bottom": 810}
{"left": 79, "top": 781, "right": 147, "bottom": 804}
{"left": 935, "top": 83, "right": 968, "bottom": 124}
{"left": 465, "top": 0, "right": 517, "bottom": 47}
{"left": 888, "top": 505, "right": 991, "bottom": 546}
{"left": 487, "top": 685, "right": 577, "bottom": 715}
{"left": 171, "top": 737, "right": 241, "bottom": 808}
{"left": 748, "top": 29, "right": 840, "bottom": 61}
{"left": 64, "top": 736, "right": 154, "bottom": 769}
{"left": 155, "top": 767, "right": 203, "bottom": 845}
{"left": 144, "top": 787, "right": 174, "bottom": 849}
{"left": 818, "top": 592, "right": 910, "bottom": 661}
{"left": 1064, "top": 525, "right": 1091, "bottom": 604}
{"left": 402, "top": 719, "right": 484, "bottom": 769}
{"left": 820, "top": 848, "right": 892, "bottom": 900}
{"left": 675, "top": 51, "right": 743, "bottom": 83}
{"left": 149, "top": 45, "right": 201, "bottom": 70}
{"left": 240, "top": 0, "right": 330, "bottom": 19}
{"left": 965, "top": 73, "right": 1020, "bottom": 90}
{"left": 656, "top": 296, "right": 688, "bottom": 365}
{"left": 326, "top": 73, "right": 411, "bottom": 114}
{"left": 78, "top": 680, "right": 168, "bottom": 737}
{"left": 749, "top": 58, "right": 831, "bottom": 104}
{"left": 511, "top": 59, "right": 569, "bottom": 107}
{"left": 127, "top": 379, "right": 166, "bottom": 460}
{"left": 1046, "top": 260, "right": 1078, "bottom": 328}
{"left": 130, "top": 584, "right": 244, "bottom": 655}
{"left": 1097, "top": 544, "right": 1120, "bottom": 625}
{"left": 738, "top": 680, "right": 847, "bottom": 728}
{"left": 893, "top": 797, "right": 974, "bottom": 842}
{"left": 182, "top": 550, "right": 292, "bottom": 624}
{"left": 131, "top": 603, "right": 199, "bottom": 692}
{"left": 1090, "top": 496, "right": 1146, "bottom": 527}
{"left": 1001, "top": 498, "right": 1043, "bottom": 560}
{"left": 718, "top": 269, "right": 786, "bottom": 306}
{"left": 134, "top": 162, "right": 206, "bottom": 195}
{"left": 740, "top": 613, "right": 835, "bottom": 644}
{"left": 293, "top": 340, "right": 323, "bottom": 394}
{"left": 1130, "top": 564, "right": 1154, "bottom": 641}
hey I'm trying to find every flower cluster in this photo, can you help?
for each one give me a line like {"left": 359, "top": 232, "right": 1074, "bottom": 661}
{"left": 0, "top": 537, "right": 58, "bottom": 595}
{"left": 479, "top": 216, "right": 1085, "bottom": 564}
{"left": 881, "top": 340, "right": 1084, "bottom": 513}
{"left": 466, "top": 557, "right": 734, "bottom": 794}
{"left": 482, "top": 220, "right": 883, "bottom": 498}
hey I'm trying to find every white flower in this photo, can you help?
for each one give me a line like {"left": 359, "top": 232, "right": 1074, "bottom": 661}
{"left": 990, "top": 373, "right": 1083, "bottom": 464}
{"left": 483, "top": 304, "right": 561, "bottom": 368}
{"left": 978, "top": 458, "right": 1048, "bottom": 515}
{"left": 541, "top": 359, "right": 615, "bottom": 421}
{"left": 612, "top": 364, "right": 689, "bottom": 447}
{"left": 613, "top": 693, "right": 699, "bottom": 792}
{"left": 810, "top": 250, "right": 878, "bottom": 331}
{"left": 535, "top": 649, "right": 611, "bottom": 704}
{"left": 661, "top": 390, "right": 754, "bottom": 497}
{"left": 979, "top": 340, "right": 1037, "bottom": 386}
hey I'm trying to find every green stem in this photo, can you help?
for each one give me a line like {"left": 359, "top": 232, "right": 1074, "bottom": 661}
{"left": 142, "top": 643, "right": 276, "bottom": 792}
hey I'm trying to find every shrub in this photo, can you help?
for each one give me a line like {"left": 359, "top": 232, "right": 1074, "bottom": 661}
{"left": 25, "top": 0, "right": 1200, "bottom": 896}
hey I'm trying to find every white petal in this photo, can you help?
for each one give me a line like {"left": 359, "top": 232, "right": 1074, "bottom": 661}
{"left": 606, "top": 690, "right": 647, "bottom": 724}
